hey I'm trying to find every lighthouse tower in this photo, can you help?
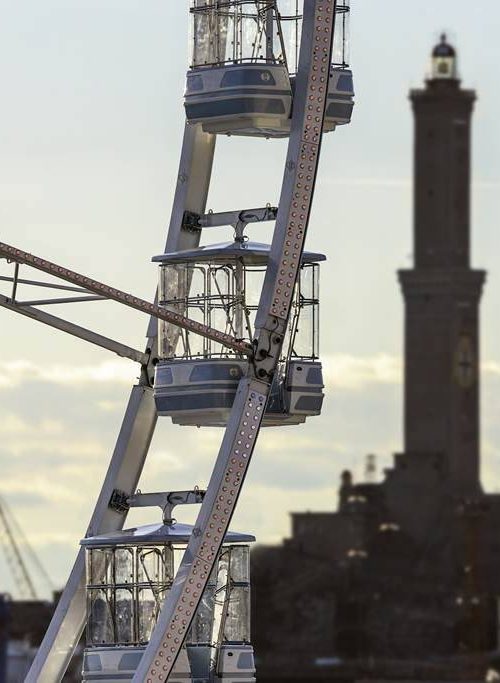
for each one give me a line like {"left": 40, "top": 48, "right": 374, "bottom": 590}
{"left": 399, "top": 35, "right": 485, "bottom": 497}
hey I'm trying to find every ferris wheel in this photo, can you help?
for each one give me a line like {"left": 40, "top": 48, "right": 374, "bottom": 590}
{"left": 0, "top": 2, "right": 354, "bottom": 681}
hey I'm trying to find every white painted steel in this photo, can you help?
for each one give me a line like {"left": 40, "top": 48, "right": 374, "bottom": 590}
{"left": 25, "top": 0, "right": 341, "bottom": 676}
{"left": 134, "top": 1, "right": 338, "bottom": 680}
{"left": 25, "top": 123, "right": 216, "bottom": 682}
{"left": 133, "top": 379, "right": 267, "bottom": 682}
{"left": 26, "top": 386, "right": 157, "bottom": 682}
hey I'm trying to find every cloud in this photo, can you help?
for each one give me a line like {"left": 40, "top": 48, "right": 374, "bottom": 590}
{"left": 0, "top": 413, "right": 64, "bottom": 436}
{"left": 0, "top": 358, "right": 138, "bottom": 389}
{"left": 484, "top": 361, "right": 500, "bottom": 377}
{"left": 96, "top": 399, "right": 126, "bottom": 412}
{"left": 2, "top": 437, "right": 106, "bottom": 459}
{"left": 323, "top": 353, "right": 402, "bottom": 389}
{"left": 144, "top": 450, "right": 190, "bottom": 475}
{"left": 0, "top": 475, "right": 79, "bottom": 504}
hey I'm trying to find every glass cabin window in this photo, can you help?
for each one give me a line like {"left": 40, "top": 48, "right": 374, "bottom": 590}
{"left": 138, "top": 588, "right": 158, "bottom": 643}
{"left": 115, "top": 588, "right": 134, "bottom": 644}
{"left": 86, "top": 544, "right": 252, "bottom": 649}
{"left": 88, "top": 589, "right": 114, "bottom": 645}
{"left": 288, "top": 263, "right": 320, "bottom": 360}
{"left": 226, "top": 547, "right": 251, "bottom": 642}
{"left": 212, "top": 546, "right": 251, "bottom": 645}
{"left": 86, "top": 545, "right": 174, "bottom": 647}
{"left": 158, "top": 260, "right": 320, "bottom": 362}
{"left": 333, "top": 1, "right": 351, "bottom": 67}
{"left": 115, "top": 548, "right": 134, "bottom": 585}
{"left": 88, "top": 548, "right": 113, "bottom": 586}
{"left": 224, "top": 586, "right": 251, "bottom": 642}
{"left": 277, "top": 0, "right": 351, "bottom": 74}
{"left": 189, "top": 585, "right": 216, "bottom": 644}
{"left": 189, "top": 1, "right": 284, "bottom": 67}
{"left": 138, "top": 547, "right": 164, "bottom": 583}
{"left": 229, "top": 545, "right": 250, "bottom": 583}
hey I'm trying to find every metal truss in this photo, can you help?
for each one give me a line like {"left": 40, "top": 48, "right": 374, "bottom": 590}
{"left": 0, "top": 241, "right": 251, "bottom": 357}
{"left": 25, "top": 122, "right": 216, "bottom": 683}
{"left": 13, "top": 1, "right": 340, "bottom": 680}
{"left": 135, "top": 1, "right": 338, "bottom": 679}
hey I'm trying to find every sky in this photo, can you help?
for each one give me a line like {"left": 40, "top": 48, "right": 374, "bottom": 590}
{"left": 0, "top": 0, "right": 499, "bottom": 598}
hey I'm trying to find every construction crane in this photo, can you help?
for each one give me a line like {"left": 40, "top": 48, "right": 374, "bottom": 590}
{"left": 0, "top": 1, "right": 355, "bottom": 680}
{"left": 0, "top": 496, "right": 55, "bottom": 601}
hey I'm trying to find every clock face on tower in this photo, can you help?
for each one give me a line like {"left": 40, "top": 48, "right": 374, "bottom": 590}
{"left": 454, "top": 336, "right": 476, "bottom": 389}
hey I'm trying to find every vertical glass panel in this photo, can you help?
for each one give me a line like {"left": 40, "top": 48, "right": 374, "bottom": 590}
{"left": 89, "top": 549, "right": 113, "bottom": 586}
{"left": 333, "top": 1, "right": 350, "bottom": 66}
{"left": 233, "top": 261, "right": 246, "bottom": 339}
{"left": 159, "top": 264, "right": 210, "bottom": 359}
{"left": 189, "top": 585, "right": 215, "bottom": 645}
{"left": 115, "top": 548, "right": 134, "bottom": 585}
{"left": 115, "top": 588, "right": 134, "bottom": 644}
{"left": 244, "top": 267, "right": 265, "bottom": 310}
{"left": 138, "top": 548, "right": 161, "bottom": 584}
{"left": 288, "top": 264, "right": 320, "bottom": 359}
{"left": 240, "top": 7, "right": 264, "bottom": 61}
{"left": 138, "top": 588, "right": 158, "bottom": 643}
{"left": 212, "top": 550, "right": 230, "bottom": 645}
{"left": 191, "top": 1, "right": 230, "bottom": 66}
{"left": 224, "top": 586, "right": 251, "bottom": 643}
{"left": 209, "top": 265, "right": 238, "bottom": 353}
{"left": 229, "top": 546, "right": 250, "bottom": 583}
{"left": 159, "top": 263, "right": 190, "bottom": 359}
{"left": 160, "top": 264, "right": 188, "bottom": 312}
{"left": 88, "top": 589, "right": 114, "bottom": 645}
{"left": 190, "top": 1, "right": 278, "bottom": 66}
{"left": 278, "top": 0, "right": 303, "bottom": 74}
{"left": 292, "top": 303, "right": 313, "bottom": 358}
{"left": 216, "top": 550, "right": 230, "bottom": 589}
{"left": 299, "top": 264, "right": 314, "bottom": 301}
{"left": 275, "top": 0, "right": 350, "bottom": 72}
{"left": 187, "top": 266, "right": 209, "bottom": 357}
{"left": 162, "top": 546, "right": 175, "bottom": 583}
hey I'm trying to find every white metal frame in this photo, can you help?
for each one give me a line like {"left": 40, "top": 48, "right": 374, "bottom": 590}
{"left": 23, "top": 123, "right": 216, "bottom": 683}
{"left": 0, "top": 1, "right": 341, "bottom": 680}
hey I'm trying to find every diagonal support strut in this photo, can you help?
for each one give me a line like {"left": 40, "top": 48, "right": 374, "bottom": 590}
{"left": 0, "top": 241, "right": 252, "bottom": 357}
{"left": 0, "top": 293, "right": 149, "bottom": 365}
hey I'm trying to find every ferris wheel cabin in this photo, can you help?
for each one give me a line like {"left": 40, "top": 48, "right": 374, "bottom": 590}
{"left": 152, "top": 239, "right": 325, "bottom": 428}
{"left": 184, "top": 1, "right": 354, "bottom": 137}
{"left": 81, "top": 494, "right": 255, "bottom": 683}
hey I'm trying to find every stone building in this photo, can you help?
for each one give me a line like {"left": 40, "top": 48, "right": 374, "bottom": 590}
{"left": 251, "top": 37, "right": 500, "bottom": 682}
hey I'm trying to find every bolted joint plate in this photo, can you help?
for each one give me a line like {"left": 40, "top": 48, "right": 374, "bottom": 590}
{"left": 252, "top": 320, "right": 287, "bottom": 382}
